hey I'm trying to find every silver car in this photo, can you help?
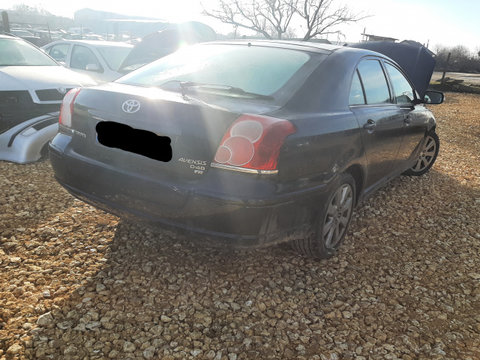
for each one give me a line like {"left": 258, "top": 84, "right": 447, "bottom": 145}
{"left": 43, "top": 40, "right": 133, "bottom": 82}
{"left": 0, "top": 34, "right": 95, "bottom": 163}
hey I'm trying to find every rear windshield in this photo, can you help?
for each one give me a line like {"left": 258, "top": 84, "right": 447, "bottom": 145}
{"left": 118, "top": 44, "right": 312, "bottom": 97}
{"left": 0, "top": 38, "right": 57, "bottom": 66}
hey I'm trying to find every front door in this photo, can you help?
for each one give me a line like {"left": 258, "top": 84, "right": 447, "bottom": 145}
{"left": 383, "top": 62, "right": 427, "bottom": 167}
{"left": 349, "top": 59, "right": 405, "bottom": 191}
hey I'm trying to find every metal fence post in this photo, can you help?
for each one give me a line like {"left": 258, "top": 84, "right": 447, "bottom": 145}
{"left": 441, "top": 52, "right": 451, "bottom": 85}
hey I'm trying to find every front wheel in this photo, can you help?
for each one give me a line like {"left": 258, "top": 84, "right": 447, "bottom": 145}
{"left": 403, "top": 131, "right": 439, "bottom": 176}
{"left": 292, "top": 173, "right": 355, "bottom": 259}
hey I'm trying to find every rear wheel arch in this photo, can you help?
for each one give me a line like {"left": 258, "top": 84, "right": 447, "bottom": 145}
{"left": 291, "top": 172, "right": 356, "bottom": 259}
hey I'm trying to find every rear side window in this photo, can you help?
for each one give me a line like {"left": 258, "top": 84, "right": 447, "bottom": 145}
{"left": 357, "top": 59, "right": 390, "bottom": 105}
{"left": 349, "top": 70, "right": 365, "bottom": 105}
{"left": 385, "top": 63, "right": 415, "bottom": 104}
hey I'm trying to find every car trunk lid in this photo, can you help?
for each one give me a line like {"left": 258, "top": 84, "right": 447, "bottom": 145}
{"left": 70, "top": 84, "right": 279, "bottom": 181}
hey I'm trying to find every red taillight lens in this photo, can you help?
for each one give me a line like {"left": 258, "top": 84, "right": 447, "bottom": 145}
{"left": 213, "top": 114, "right": 296, "bottom": 171}
{"left": 59, "top": 88, "right": 81, "bottom": 127}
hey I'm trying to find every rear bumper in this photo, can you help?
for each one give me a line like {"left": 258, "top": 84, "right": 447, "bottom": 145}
{"left": 49, "top": 134, "right": 330, "bottom": 246}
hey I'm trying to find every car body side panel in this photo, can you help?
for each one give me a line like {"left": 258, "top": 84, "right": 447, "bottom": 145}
{"left": 0, "top": 113, "right": 58, "bottom": 163}
{"left": 396, "top": 105, "right": 434, "bottom": 166}
{"left": 277, "top": 111, "right": 365, "bottom": 189}
{"left": 271, "top": 47, "right": 370, "bottom": 196}
{"left": 350, "top": 104, "right": 406, "bottom": 191}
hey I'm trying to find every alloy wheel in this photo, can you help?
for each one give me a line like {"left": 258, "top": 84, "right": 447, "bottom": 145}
{"left": 413, "top": 135, "right": 437, "bottom": 172}
{"left": 323, "top": 183, "right": 354, "bottom": 249}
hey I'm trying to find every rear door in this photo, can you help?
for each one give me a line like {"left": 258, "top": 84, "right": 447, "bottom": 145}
{"left": 349, "top": 58, "right": 406, "bottom": 192}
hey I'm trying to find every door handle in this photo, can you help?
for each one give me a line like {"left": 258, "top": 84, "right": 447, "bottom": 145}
{"left": 404, "top": 115, "right": 412, "bottom": 124}
{"left": 363, "top": 119, "right": 376, "bottom": 130}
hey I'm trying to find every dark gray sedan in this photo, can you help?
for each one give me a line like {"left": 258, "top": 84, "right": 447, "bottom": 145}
{"left": 49, "top": 41, "right": 443, "bottom": 258}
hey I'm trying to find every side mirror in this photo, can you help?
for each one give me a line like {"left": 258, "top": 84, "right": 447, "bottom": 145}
{"left": 85, "top": 63, "right": 102, "bottom": 72}
{"left": 423, "top": 90, "right": 444, "bottom": 105}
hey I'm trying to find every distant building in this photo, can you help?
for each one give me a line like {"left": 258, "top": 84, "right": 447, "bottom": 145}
{"left": 74, "top": 8, "right": 168, "bottom": 39}
{"left": 361, "top": 33, "right": 397, "bottom": 42}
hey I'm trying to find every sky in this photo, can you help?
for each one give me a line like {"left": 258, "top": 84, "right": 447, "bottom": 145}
{"left": 2, "top": 0, "right": 479, "bottom": 53}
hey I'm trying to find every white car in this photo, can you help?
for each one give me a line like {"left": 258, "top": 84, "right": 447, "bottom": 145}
{"left": 43, "top": 40, "right": 133, "bottom": 82}
{"left": 0, "top": 34, "right": 96, "bottom": 163}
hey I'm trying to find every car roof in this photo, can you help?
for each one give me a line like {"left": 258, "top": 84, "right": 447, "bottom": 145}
{"left": 198, "top": 40, "right": 389, "bottom": 63}
{"left": 205, "top": 39, "right": 344, "bottom": 55}
{"left": 45, "top": 39, "right": 133, "bottom": 48}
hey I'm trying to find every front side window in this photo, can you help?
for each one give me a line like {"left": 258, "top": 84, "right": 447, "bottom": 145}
{"left": 357, "top": 59, "right": 390, "bottom": 105}
{"left": 385, "top": 63, "right": 415, "bottom": 104}
{"left": 70, "top": 45, "right": 102, "bottom": 72}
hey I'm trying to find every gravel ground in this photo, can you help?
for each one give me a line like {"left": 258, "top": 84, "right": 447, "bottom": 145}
{"left": 1, "top": 92, "right": 480, "bottom": 360}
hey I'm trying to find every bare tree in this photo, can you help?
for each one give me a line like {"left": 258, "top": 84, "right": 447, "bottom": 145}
{"left": 203, "top": 0, "right": 364, "bottom": 40}
{"left": 203, "top": 0, "right": 298, "bottom": 39}
{"left": 435, "top": 45, "right": 480, "bottom": 73}
{"left": 296, "top": 0, "right": 362, "bottom": 40}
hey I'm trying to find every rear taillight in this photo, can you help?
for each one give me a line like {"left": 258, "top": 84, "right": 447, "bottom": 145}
{"left": 212, "top": 114, "right": 296, "bottom": 173}
{"left": 59, "top": 88, "right": 81, "bottom": 127}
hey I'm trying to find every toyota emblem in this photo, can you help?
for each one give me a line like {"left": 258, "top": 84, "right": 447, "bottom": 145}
{"left": 122, "top": 99, "right": 141, "bottom": 114}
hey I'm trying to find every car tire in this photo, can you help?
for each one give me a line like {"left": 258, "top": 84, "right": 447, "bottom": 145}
{"left": 403, "top": 131, "right": 439, "bottom": 176}
{"left": 292, "top": 173, "right": 356, "bottom": 259}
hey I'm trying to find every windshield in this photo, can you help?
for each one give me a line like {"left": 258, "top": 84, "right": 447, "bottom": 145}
{"left": 97, "top": 46, "right": 132, "bottom": 71}
{"left": 118, "top": 44, "right": 311, "bottom": 97}
{"left": 0, "top": 38, "right": 57, "bottom": 66}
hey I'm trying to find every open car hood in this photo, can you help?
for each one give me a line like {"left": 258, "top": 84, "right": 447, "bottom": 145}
{"left": 119, "top": 21, "right": 216, "bottom": 74}
{"left": 350, "top": 40, "right": 435, "bottom": 98}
